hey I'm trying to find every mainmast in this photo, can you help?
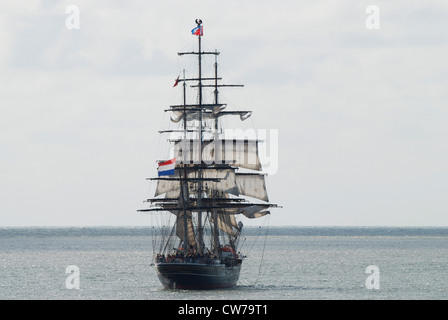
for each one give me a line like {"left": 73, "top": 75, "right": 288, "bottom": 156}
{"left": 196, "top": 19, "right": 204, "bottom": 254}
{"left": 177, "top": 19, "right": 220, "bottom": 254}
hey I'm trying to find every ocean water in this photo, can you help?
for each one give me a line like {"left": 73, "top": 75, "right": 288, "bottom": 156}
{"left": 1, "top": 226, "right": 447, "bottom": 300}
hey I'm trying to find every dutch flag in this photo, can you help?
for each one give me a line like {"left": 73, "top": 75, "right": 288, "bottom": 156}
{"left": 157, "top": 158, "right": 176, "bottom": 176}
{"left": 191, "top": 25, "right": 203, "bottom": 36}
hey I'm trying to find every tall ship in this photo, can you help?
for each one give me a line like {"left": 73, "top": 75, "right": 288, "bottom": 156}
{"left": 139, "top": 20, "right": 279, "bottom": 289}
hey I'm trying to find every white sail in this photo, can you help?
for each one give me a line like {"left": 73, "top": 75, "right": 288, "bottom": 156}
{"left": 194, "top": 168, "right": 238, "bottom": 195}
{"left": 211, "top": 213, "right": 237, "bottom": 237}
{"left": 242, "top": 209, "right": 270, "bottom": 219}
{"left": 174, "top": 139, "right": 262, "bottom": 171}
{"left": 170, "top": 111, "right": 183, "bottom": 123}
{"left": 235, "top": 173, "right": 269, "bottom": 202}
{"left": 154, "top": 168, "right": 238, "bottom": 197}
{"left": 176, "top": 213, "right": 197, "bottom": 247}
{"left": 224, "top": 205, "right": 271, "bottom": 219}
{"left": 154, "top": 170, "right": 181, "bottom": 196}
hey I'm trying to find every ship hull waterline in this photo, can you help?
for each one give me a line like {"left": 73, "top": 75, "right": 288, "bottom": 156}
{"left": 155, "top": 261, "right": 242, "bottom": 290}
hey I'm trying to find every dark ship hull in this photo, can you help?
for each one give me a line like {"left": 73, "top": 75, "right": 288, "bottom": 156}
{"left": 155, "top": 260, "right": 242, "bottom": 289}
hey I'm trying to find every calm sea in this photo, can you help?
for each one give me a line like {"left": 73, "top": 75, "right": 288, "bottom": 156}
{"left": 1, "top": 226, "right": 447, "bottom": 300}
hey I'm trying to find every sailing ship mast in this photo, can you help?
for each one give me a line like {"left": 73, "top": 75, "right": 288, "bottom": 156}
{"left": 139, "top": 19, "right": 278, "bottom": 261}
{"left": 176, "top": 19, "right": 217, "bottom": 254}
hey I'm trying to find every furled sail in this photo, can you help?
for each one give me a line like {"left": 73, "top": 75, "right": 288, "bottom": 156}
{"left": 170, "top": 111, "right": 183, "bottom": 123}
{"left": 170, "top": 109, "right": 252, "bottom": 123}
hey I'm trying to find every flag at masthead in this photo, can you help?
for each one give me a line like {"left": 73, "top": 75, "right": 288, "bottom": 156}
{"left": 191, "top": 19, "right": 203, "bottom": 36}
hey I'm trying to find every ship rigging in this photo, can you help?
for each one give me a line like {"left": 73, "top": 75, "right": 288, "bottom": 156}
{"left": 138, "top": 19, "right": 279, "bottom": 289}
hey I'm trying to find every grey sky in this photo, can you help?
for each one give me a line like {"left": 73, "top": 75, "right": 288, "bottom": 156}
{"left": 1, "top": 1, "right": 447, "bottom": 226}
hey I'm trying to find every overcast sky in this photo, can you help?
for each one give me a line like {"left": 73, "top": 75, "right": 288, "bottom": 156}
{"left": 1, "top": 1, "right": 448, "bottom": 227}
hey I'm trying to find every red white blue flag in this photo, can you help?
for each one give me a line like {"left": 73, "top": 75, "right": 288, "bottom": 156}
{"left": 157, "top": 158, "right": 176, "bottom": 176}
{"left": 191, "top": 26, "right": 203, "bottom": 36}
